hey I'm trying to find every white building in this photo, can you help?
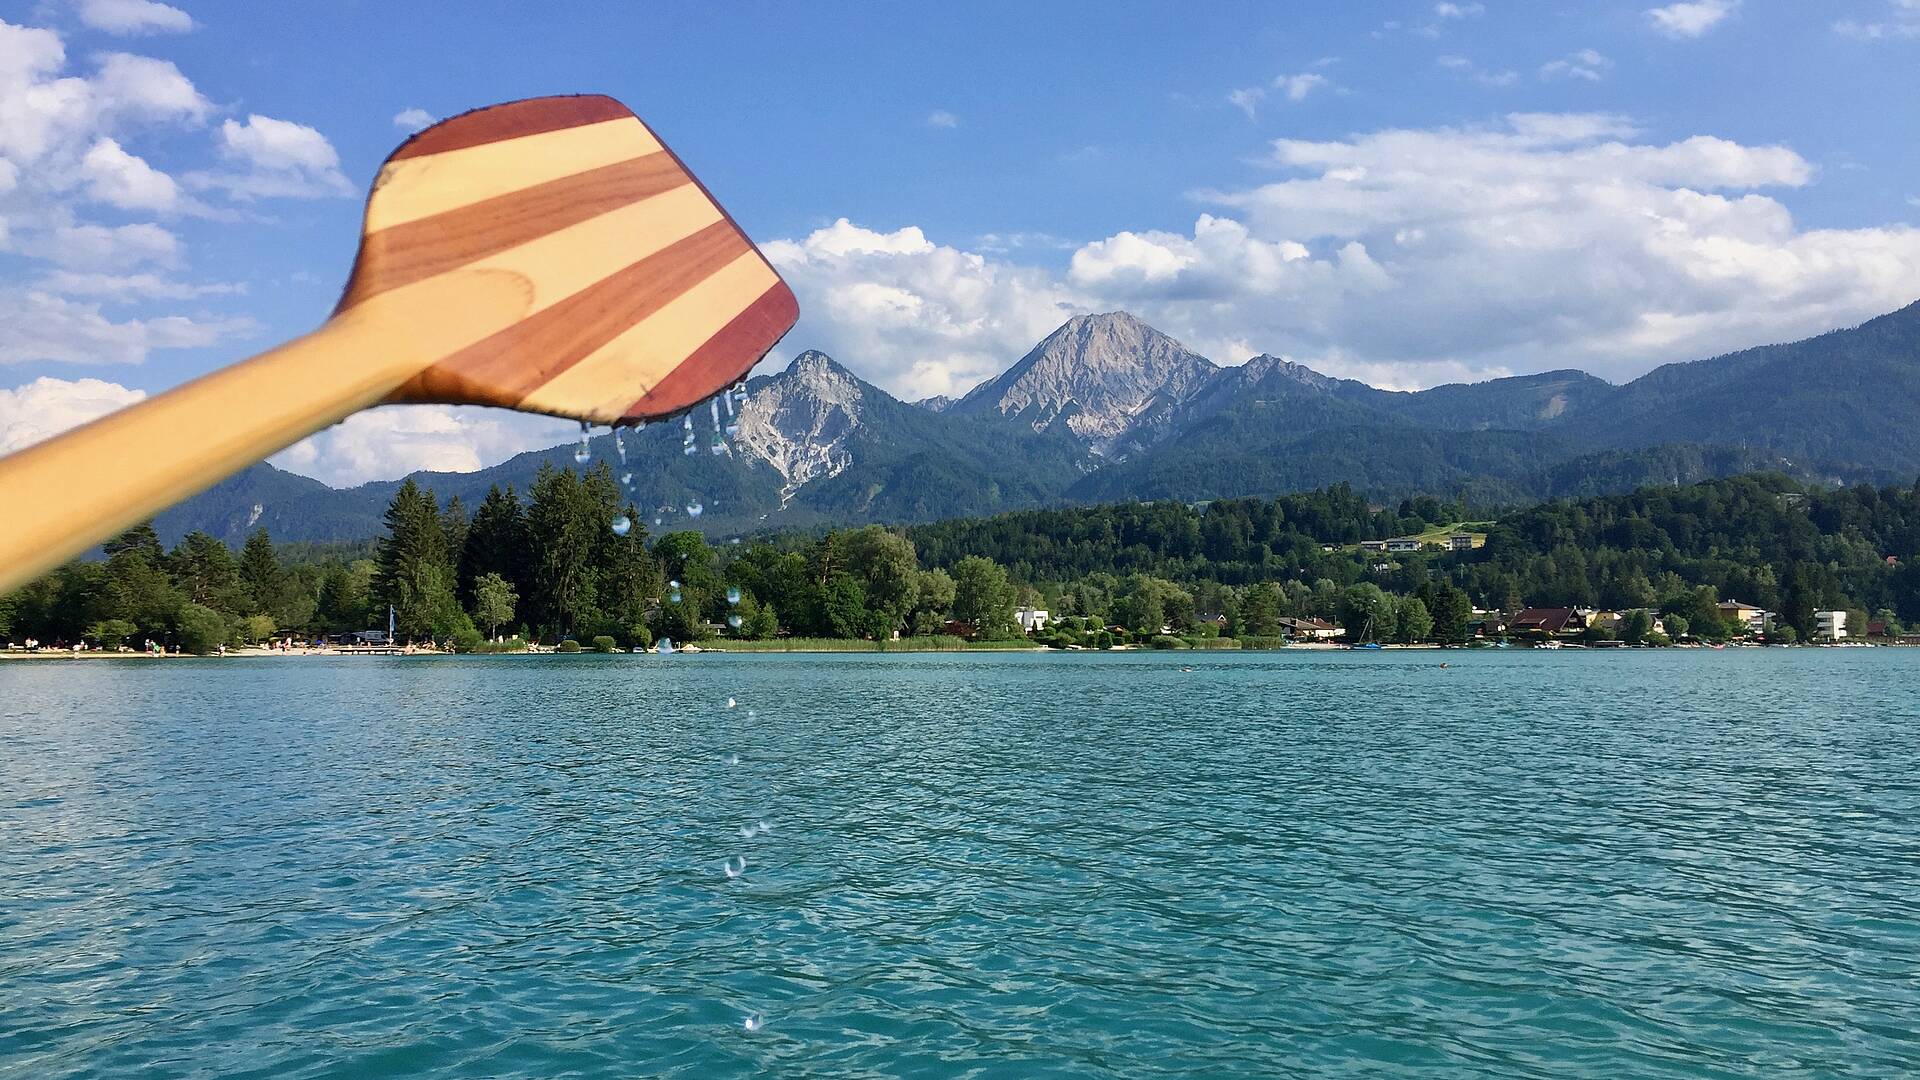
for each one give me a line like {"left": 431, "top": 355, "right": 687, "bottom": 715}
{"left": 1815, "top": 610, "right": 1848, "bottom": 641}
{"left": 1015, "top": 606, "right": 1050, "bottom": 634}
{"left": 1384, "top": 538, "right": 1422, "bottom": 553}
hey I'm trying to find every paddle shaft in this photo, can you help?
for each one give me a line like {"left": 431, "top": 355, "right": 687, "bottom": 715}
{"left": 0, "top": 270, "right": 536, "bottom": 595}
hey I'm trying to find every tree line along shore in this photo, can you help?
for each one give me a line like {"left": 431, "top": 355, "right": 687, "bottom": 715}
{"left": 3, "top": 467, "right": 1917, "bottom": 656}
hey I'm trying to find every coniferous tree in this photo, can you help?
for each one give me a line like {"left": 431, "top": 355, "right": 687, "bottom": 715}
{"left": 441, "top": 495, "right": 470, "bottom": 577}
{"left": 1429, "top": 584, "right": 1473, "bottom": 644}
{"left": 103, "top": 525, "right": 180, "bottom": 634}
{"left": 374, "top": 479, "right": 457, "bottom": 640}
{"left": 525, "top": 465, "right": 608, "bottom": 640}
{"left": 170, "top": 532, "right": 242, "bottom": 609}
{"left": 598, "top": 507, "right": 657, "bottom": 637}
{"left": 238, "top": 529, "right": 286, "bottom": 615}
{"left": 459, "top": 484, "right": 529, "bottom": 605}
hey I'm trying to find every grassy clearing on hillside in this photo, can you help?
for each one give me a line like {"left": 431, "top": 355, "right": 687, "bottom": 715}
{"left": 1335, "top": 521, "right": 1494, "bottom": 553}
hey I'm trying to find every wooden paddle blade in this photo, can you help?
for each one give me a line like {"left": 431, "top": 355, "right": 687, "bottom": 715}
{"left": 341, "top": 95, "right": 797, "bottom": 424}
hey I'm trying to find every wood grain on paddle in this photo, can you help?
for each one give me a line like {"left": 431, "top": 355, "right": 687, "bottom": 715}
{"left": 0, "top": 95, "right": 797, "bottom": 594}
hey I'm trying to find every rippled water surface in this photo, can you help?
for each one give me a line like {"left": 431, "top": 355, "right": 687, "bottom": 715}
{"left": 5, "top": 649, "right": 1920, "bottom": 1078}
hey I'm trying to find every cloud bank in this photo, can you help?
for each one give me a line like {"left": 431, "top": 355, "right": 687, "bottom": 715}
{"left": 0, "top": 15, "right": 346, "bottom": 371}
{"left": 768, "top": 112, "right": 1920, "bottom": 399}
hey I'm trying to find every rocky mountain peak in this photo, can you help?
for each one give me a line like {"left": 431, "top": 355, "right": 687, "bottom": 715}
{"left": 1237, "top": 353, "right": 1339, "bottom": 392}
{"left": 951, "top": 311, "right": 1218, "bottom": 454}
{"left": 733, "top": 351, "right": 865, "bottom": 505}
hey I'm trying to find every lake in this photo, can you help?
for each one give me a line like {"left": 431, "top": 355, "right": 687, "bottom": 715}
{"left": 4, "top": 649, "right": 1919, "bottom": 1078}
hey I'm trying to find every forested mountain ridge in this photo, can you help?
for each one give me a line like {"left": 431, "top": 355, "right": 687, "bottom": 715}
{"left": 1578, "top": 300, "right": 1920, "bottom": 471}
{"left": 16, "top": 470, "right": 1914, "bottom": 654}
{"left": 143, "top": 300, "right": 1920, "bottom": 546}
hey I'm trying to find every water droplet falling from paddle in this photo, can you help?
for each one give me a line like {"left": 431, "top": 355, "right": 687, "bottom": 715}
{"left": 574, "top": 421, "right": 592, "bottom": 464}
{"left": 723, "top": 383, "right": 742, "bottom": 440}
{"left": 705, "top": 395, "right": 732, "bottom": 456}
{"left": 685, "top": 501, "right": 704, "bottom": 518}
{"left": 611, "top": 515, "right": 631, "bottom": 537}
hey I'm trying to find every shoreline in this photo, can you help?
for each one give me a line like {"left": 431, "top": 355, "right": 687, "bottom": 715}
{"left": 2, "top": 641, "right": 1904, "bottom": 660}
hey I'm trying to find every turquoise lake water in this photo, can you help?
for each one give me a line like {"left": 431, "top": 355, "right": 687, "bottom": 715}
{"left": 4, "top": 649, "right": 1919, "bottom": 1078}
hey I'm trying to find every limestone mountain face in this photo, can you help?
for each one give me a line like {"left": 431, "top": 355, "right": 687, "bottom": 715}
{"left": 950, "top": 312, "right": 1218, "bottom": 454}
{"left": 734, "top": 351, "right": 862, "bottom": 506}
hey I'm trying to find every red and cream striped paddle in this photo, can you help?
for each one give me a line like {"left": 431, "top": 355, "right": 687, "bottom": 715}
{"left": 0, "top": 95, "right": 797, "bottom": 593}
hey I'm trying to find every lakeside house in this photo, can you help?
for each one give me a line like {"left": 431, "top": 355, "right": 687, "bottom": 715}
{"left": 1385, "top": 538, "right": 1423, "bottom": 553}
{"left": 1716, "top": 600, "right": 1771, "bottom": 635}
{"left": 1511, "top": 608, "right": 1586, "bottom": 637}
{"left": 1448, "top": 533, "right": 1485, "bottom": 551}
{"left": 1015, "top": 606, "right": 1050, "bottom": 634}
{"left": 1359, "top": 540, "right": 1388, "bottom": 553}
{"left": 1278, "top": 616, "right": 1343, "bottom": 641}
{"left": 1815, "top": 610, "right": 1848, "bottom": 641}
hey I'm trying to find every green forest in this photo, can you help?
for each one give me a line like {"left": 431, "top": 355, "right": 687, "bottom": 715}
{"left": 5, "top": 466, "right": 1917, "bottom": 653}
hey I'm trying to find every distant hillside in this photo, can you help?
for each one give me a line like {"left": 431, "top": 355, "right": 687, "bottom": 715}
{"left": 150, "top": 301, "right": 1920, "bottom": 545}
{"left": 1581, "top": 301, "right": 1920, "bottom": 473}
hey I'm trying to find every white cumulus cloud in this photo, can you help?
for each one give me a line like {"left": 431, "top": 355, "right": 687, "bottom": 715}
{"left": 79, "top": 136, "right": 177, "bottom": 209}
{"left": 392, "top": 107, "right": 433, "bottom": 132}
{"left": 762, "top": 218, "right": 1082, "bottom": 400}
{"left": 1646, "top": 0, "right": 1739, "bottom": 38}
{"left": 189, "top": 113, "right": 351, "bottom": 198}
{"left": 925, "top": 110, "right": 958, "bottom": 129}
{"left": 0, "top": 17, "right": 301, "bottom": 373}
{"left": 272, "top": 406, "right": 579, "bottom": 487}
{"left": 0, "top": 374, "right": 145, "bottom": 453}
{"left": 90, "top": 51, "right": 210, "bottom": 124}
{"left": 0, "top": 290, "right": 247, "bottom": 364}
{"left": 73, "top": 0, "right": 193, "bottom": 36}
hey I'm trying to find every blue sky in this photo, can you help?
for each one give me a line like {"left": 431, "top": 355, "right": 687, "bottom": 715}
{"left": 3, "top": 0, "right": 1919, "bottom": 483}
